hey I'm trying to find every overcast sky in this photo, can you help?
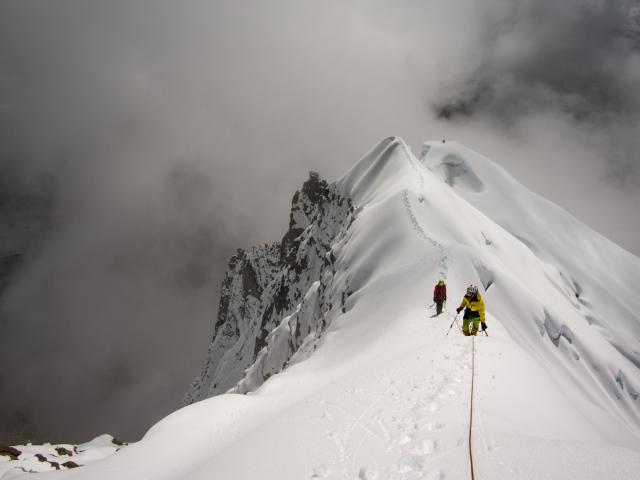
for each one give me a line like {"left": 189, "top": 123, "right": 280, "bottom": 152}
{"left": 1, "top": 0, "right": 639, "bottom": 443}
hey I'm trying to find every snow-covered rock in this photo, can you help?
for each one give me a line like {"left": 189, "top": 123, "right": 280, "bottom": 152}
{"left": 184, "top": 171, "right": 355, "bottom": 402}
{"left": 0, "top": 435, "right": 125, "bottom": 476}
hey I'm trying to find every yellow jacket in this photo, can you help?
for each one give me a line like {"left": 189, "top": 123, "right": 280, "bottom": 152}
{"left": 459, "top": 293, "right": 485, "bottom": 322}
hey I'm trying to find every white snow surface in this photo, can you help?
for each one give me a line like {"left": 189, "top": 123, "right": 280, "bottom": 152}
{"left": 4, "top": 137, "right": 640, "bottom": 479}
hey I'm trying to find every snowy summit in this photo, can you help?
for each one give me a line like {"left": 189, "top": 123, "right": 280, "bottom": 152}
{"left": 2, "top": 137, "right": 640, "bottom": 479}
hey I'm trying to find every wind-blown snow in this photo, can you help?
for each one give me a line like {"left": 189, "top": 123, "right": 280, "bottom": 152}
{"left": 3, "top": 137, "right": 639, "bottom": 479}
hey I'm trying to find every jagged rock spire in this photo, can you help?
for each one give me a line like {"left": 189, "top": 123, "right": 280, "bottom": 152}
{"left": 184, "top": 171, "right": 354, "bottom": 403}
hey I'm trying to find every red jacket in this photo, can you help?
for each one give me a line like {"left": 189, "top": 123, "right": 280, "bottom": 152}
{"left": 433, "top": 284, "right": 447, "bottom": 299}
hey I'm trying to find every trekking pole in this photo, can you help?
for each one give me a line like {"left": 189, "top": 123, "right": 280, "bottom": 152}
{"left": 445, "top": 314, "right": 459, "bottom": 338}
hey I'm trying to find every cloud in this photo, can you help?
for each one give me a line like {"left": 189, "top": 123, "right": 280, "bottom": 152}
{"left": 430, "top": 0, "right": 640, "bottom": 189}
{"left": 434, "top": 0, "right": 640, "bottom": 119}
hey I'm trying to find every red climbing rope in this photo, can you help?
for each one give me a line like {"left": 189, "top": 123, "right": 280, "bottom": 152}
{"left": 468, "top": 335, "right": 476, "bottom": 480}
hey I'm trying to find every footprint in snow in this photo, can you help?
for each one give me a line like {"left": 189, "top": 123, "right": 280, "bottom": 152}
{"left": 396, "top": 434, "right": 412, "bottom": 446}
{"left": 426, "top": 421, "right": 444, "bottom": 431}
{"left": 311, "top": 465, "right": 330, "bottom": 478}
{"left": 358, "top": 467, "right": 379, "bottom": 480}
{"left": 411, "top": 439, "right": 436, "bottom": 455}
{"left": 395, "top": 421, "right": 412, "bottom": 432}
{"left": 395, "top": 455, "right": 425, "bottom": 474}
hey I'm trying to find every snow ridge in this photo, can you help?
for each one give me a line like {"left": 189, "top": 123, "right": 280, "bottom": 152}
{"left": 9, "top": 136, "right": 640, "bottom": 480}
{"left": 400, "top": 190, "right": 448, "bottom": 280}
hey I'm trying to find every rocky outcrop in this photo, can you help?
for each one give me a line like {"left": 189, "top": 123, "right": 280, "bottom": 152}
{"left": 54, "top": 447, "right": 73, "bottom": 456}
{"left": 0, "top": 445, "right": 21, "bottom": 460}
{"left": 0, "top": 434, "right": 125, "bottom": 474}
{"left": 184, "top": 172, "right": 355, "bottom": 403}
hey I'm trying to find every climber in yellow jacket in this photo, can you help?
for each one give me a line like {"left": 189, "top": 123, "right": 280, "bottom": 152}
{"left": 456, "top": 285, "right": 486, "bottom": 336}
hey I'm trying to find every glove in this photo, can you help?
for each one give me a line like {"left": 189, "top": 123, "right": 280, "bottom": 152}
{"left": 456, "top": 307, "right": 463, "bottom": 314}
{"left": 433, "top": 298, "right": 437, "bottom": 302}
{"left": 481, "top": 322, "right": 487, "bottom": 331}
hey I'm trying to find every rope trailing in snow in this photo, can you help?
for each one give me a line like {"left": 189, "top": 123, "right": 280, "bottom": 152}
{"left": 468, "top": 336, "right": 477, "bottom": 480}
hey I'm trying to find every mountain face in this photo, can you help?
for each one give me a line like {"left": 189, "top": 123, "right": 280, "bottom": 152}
{"left": 189, "top": 136, "right": 640, "bottom": 423}
{"left": 5, "top": 136, "right": 640, "bottom": 479}
{"left": 183, "top": 135, "right": 640, "bottom": 429}
{"left": 184, "top": 172, "right": 356, "bottom": 402}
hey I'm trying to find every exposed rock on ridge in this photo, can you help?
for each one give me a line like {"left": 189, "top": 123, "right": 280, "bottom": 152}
{"left": 184, "top": 172, "right": 355, "bottom": 403}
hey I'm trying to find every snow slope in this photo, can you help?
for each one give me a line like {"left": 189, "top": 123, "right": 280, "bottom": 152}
{"left": 3, "top": 137, "right": 640, "bottom": 479}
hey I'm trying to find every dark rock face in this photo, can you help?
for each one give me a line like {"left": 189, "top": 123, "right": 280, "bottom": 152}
{"left": 2, "top": 435, "right": 120, "bottom": 473}
{"left": 54, "top": 447, "right": 73, "bottom": 456}
{"left": 111, "top": 437, "right": 126, "bottom": 446}
{"left": 184, "top": 172, "right": 355, "bottom": 403}
{"left": 280, "top": 171, "right": 329, "bottom": 268}
{"left": 0, "top": 444, "right": 21, "bottom": 460}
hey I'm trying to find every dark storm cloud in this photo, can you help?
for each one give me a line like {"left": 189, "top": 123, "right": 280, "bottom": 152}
{"left": 1, "top": 0, "right": 640, "bottom": 444}
{"left": 435, "top": 0, "right": 640, "bottom": 121}
{"left": 0, "top": 0, "right": 280, "bottom": 443}
{"left": 432, "top": 0, "right": 640, "bottom": 183}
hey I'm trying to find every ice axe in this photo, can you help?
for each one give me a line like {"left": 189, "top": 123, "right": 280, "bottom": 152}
{"left": 445, "top": 314, "right": 460, "bottom": 338}
{"left": 481, "top": 322, "right": 489, "bottom": 336}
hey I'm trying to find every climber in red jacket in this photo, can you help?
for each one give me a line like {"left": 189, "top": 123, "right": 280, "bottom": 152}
{"left": 433, "top": 280, "right": 447, "bottom": 315}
